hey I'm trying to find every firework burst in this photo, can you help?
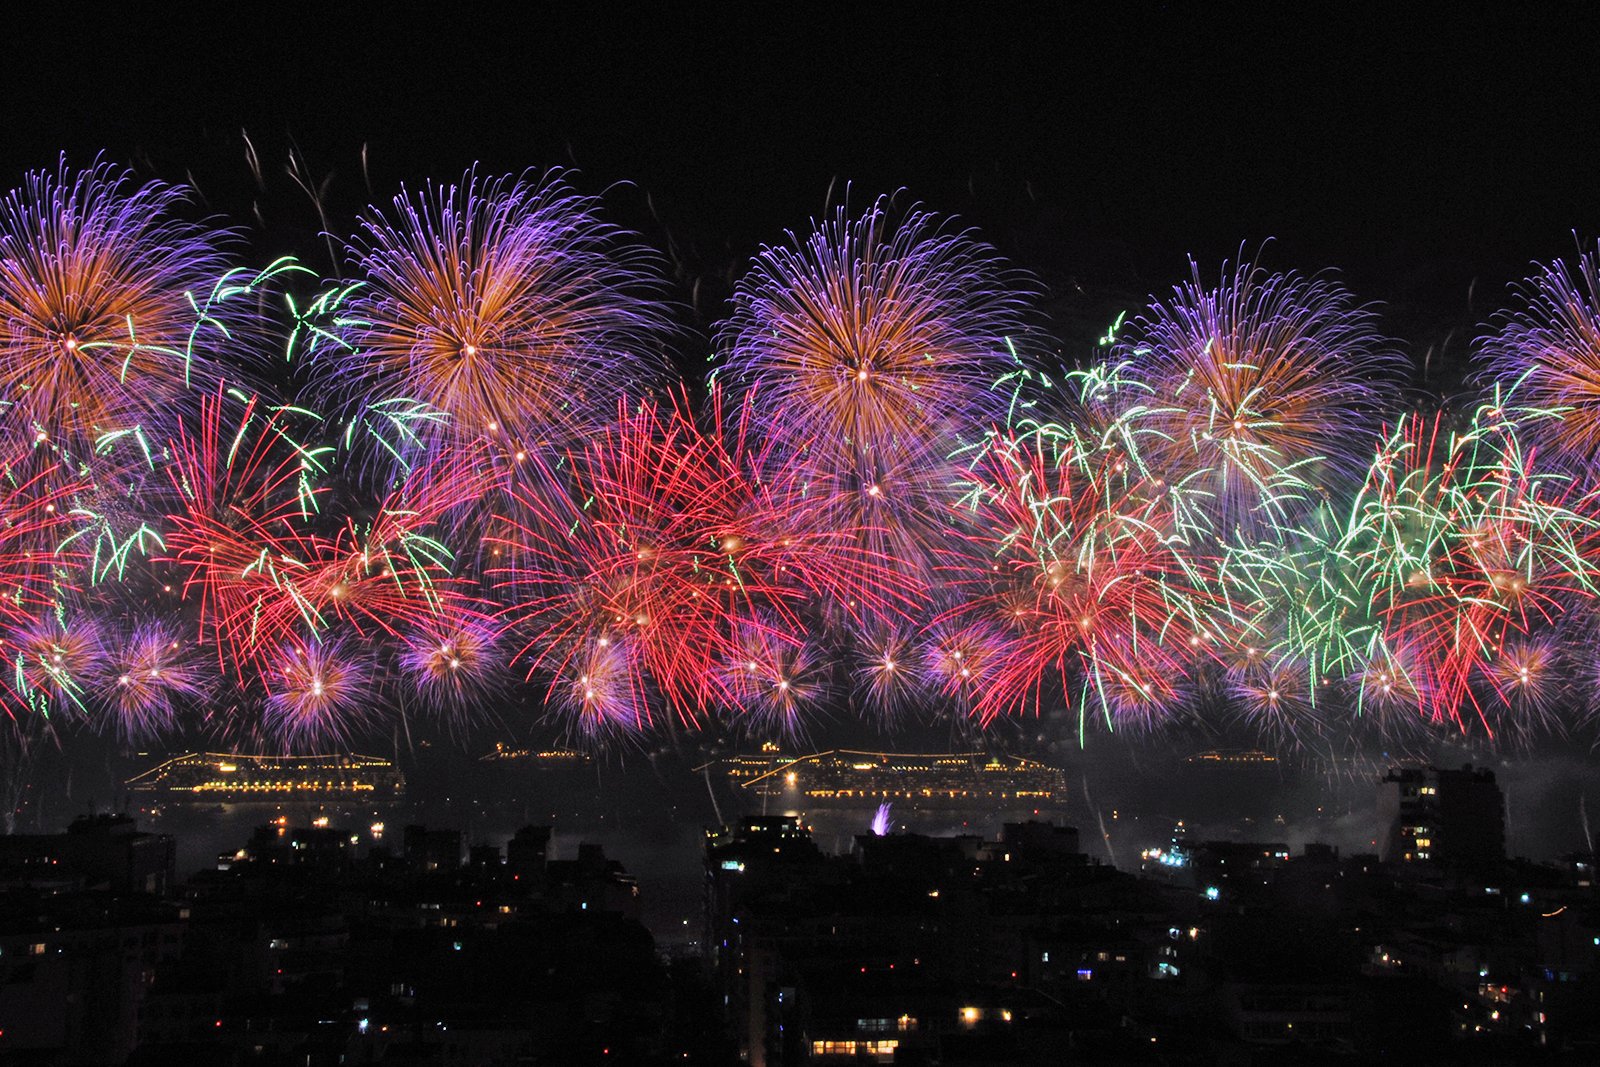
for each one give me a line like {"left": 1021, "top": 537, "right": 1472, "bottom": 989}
{"left": 263, "top": 636, "right": 374, "bottom": 750}
{"left": 101, "top": 622, "right": 208, "bottom": 742}
{"left": 943, "top": 422, "right": 1215, "bottom": 733}
{"left": 496, "top": 388, "right": 897, "bottom": 733}
{"left": 11, "top": 614, "right": 102, "bottom": 716}
{"left": 158, "top": 387, "right": 328, "bottom": 678}
{"left": 549, "top": 635, "right": 649, "bottom": 742}
{"left": 717, "top": 198, "right": 1030, "bottom": 588}
{"left": 1115, "top": 258, "right": 1401, "bottom": 527}
{"left": 1479, "top": 245, "right": 1600, "bottom": 468}
{"left": 401, "top": 611, "right": 503, "bottom": 712}
{"left": 727, "top": 621, "right": 826, "bottom": 741}
{"left": 1341, "top": 399, "right": 1599, "bottom": 736}
{"left": 0, "top": 159, "right": 233, "bottom": 450}
{"left": 854, "top": 628, "right": 924, "bottom": 723}
{"left": 342, "top": 170, "right": 666, "bottom": 475}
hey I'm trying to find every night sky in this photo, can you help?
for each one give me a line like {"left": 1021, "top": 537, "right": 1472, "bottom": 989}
{"left": 4, "top": 5, "right": 1600, "bottom": 856}
{"left": 7, "top": 5, "right": 1599, "bottom": 381}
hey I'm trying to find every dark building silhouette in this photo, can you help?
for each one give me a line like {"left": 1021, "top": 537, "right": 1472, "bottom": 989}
{"left": 1378, "top": 765, "right": 1506, "bottom": 873}
{"left": 0, "top": 814, "right": 175, "bottom": 893}
{"left": 506, "top": 824, "right": 552, "bottom": 874}
{"left": 403, "top": 824, "right": 463, "bottom": 871}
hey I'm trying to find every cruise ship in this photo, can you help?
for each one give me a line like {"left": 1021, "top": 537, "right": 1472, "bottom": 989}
{"left": 702, "top": 747, "right": 1066, "bottom": 807}
{"left": 477, "top": 743, "right": 593, "bottom": 767}
{"left": 126, "top": 752, "right": 405, "bottom": 801}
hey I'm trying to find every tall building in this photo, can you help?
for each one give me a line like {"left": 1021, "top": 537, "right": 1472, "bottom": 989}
{"left": 0, "top": 814, "right": 175, "bottom": 893}
{"left": 1377, "top": 765, "right": 1505, "bottom": 873}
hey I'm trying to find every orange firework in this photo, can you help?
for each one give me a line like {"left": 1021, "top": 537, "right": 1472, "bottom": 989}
{"left": 716, "top": 198, "right": 1030, "bottom": 589}
{"left": 342, "top": 169, "right": 667, "bottom": 472}
{"left": 1479, "top": 245, "right": 1600, "bottom": 468}
{"left": 0, "top": 159, "right": 231, "bottom": 450}
{"left": 1117, "top": 257, "right": 1401, "bottom": 524}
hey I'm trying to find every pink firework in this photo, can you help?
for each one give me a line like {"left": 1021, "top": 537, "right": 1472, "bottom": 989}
{"left": 496, "top": 388, "right": 896, "bottom": 730}
{"left": 942, "top": 426, "right": 1214, "bottom": 727}
{"left": 918, "top": 620, "right": 1005, "bottom": 713}
{"left": 263, "top": 636, "right": 375, "bottom": 750}
{"left": 401, "top": 612, "right": 504, "bottom": 711}
{"left": 1479, "top": 636, "right": 1565, "bottom": 742}
{"left": 101, "top": 622, "right": 208, "bottom": 742}
{"left": 727, "top": 622, "right": 826, "bottom": 741}
{"left": 549, "top": 635, "right": 649, "bottom": 743}
{"left": 717, "top": 197, "right": 1028, "bottom": 469}
{"left": 854, "top": 628, "right": 924, "bottom": 723}
{"left": 1226, "top": 657, "right": 1324, "bottom": 750}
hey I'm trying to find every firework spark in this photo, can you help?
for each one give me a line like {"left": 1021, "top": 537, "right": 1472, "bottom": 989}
{"left": 342, "top": 170, "right": 666, "bottom": 472}
{"left": 0, "top": 159, "right": 233, "bottom": 449}
{"left": 263, "top": 636, "right": 374, "bottom": 750}
{"left": 1114, "top": 258, "right": 1400, "bottom": 526}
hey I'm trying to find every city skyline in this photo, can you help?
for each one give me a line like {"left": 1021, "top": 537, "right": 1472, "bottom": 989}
{"left": 2, "top": 7, "right": 1599, "bottom": 1063}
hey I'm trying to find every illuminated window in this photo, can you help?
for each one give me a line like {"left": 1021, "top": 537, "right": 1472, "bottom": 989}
{"left": 811, "top": 1040, "right": 898, "bottom": 1061}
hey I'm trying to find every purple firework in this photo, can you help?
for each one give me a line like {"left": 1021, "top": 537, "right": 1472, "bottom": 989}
{"left": 401, "top": 613, "right": 504, "bottom": 713}
{"left": 102, "top": 622, "right": 209, "bottom": 742}
{"left": 715, "top": 197, "right": 1031, "bottom": 589}
{"left": 0, "top": 158, "right": 233, "bottom": 452}
{"left": 264, "top": 636, "right": 375, "bottom": 751}
{"left": 1478, "top": 245, "right": 1600, "bottom": 467}
{"left": 341, "top": 169, "right": 667, "bottom": 479}
{"left": 1113, "top": 257, "right": 1402, "bottom": 524}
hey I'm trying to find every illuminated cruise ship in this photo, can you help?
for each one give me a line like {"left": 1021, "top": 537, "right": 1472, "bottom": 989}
{"left": 703, "top": 747, "right": 1066, "bottom": 807}
{"left": 126, "top": 752, "right": 405, "bottom": 800}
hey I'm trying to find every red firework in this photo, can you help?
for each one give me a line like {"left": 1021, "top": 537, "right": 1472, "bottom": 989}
{"left": 495, "top": 387, "right": 898, "bottom": 730}
{"left": 294, "top": 485, "right": 482, "bottom": 640}
{"left": 157, "top": 387, "right": 323, "bottom": 678}
{"left": 941, "top": 426, "right": 1214, "bottom": 727}
{"left": 0, "top": 450, "right": 82, "bottom": 715}
{"left": 1351, "top": 407, "right": 1600, "bottom": 736}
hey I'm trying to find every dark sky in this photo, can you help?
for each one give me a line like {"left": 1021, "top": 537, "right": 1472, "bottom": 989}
{"left": 5, "top": 4, "right": 1599, "bottom": 369}
{"left": 7, "top": 5, "right": 1599, "bottom": 834}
